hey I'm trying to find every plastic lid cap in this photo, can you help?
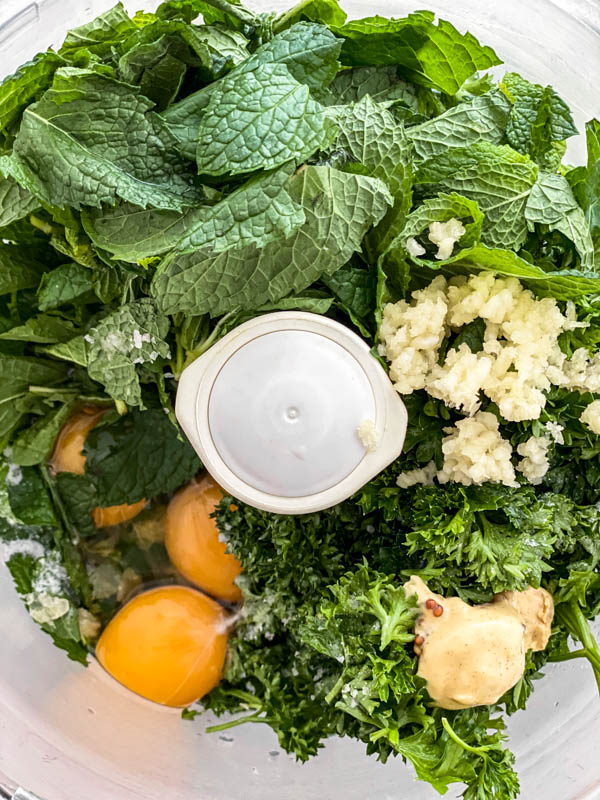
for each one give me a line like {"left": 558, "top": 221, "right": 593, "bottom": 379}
{"left": 208, "top": 330, "right": 375, "bottom": 497}
{"left": 176, "top": 312, "right": 408, "bottom": 515}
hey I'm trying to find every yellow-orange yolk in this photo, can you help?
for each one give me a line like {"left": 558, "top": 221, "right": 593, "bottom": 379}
{"left": 50, "top": 406, "right": 107, "bottom": 475}
{"left": 96, "top": 586, "right": 228, "bottom": 707}
{"left": 50, "top": 407, "right": 147, "bottom": 528}
{"left": 165, "top": 476, "right": 242, "bottom": 604}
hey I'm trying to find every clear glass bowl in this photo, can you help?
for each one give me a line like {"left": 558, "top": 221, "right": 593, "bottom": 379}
{"left": 1, "top": 2, "right": 600, "bottom": 799}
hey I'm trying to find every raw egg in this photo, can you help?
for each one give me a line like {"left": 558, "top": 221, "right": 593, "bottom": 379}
{"left": 50, "top": 407, "right": 147, "bottom": 528}
{"left": 165, "top": 476, "right": 242, "bottom": 604}
{"left": 96, "top": 585, "right": 228, "bottom": 706}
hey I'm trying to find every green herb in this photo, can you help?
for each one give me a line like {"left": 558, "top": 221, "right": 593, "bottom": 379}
{"left": 0, "top": 2, "right": 599, "bottom": 796}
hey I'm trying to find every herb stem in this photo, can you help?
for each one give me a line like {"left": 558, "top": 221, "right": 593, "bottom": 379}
{"left": 39, "top": 464, "right": 80, "bottom": 544}
{"left": 28, "top": 385, "right": 79, "bottom": 395}
{"left": 272, "top": 0, "right": 313, "bottom": 32}
{"left": 554, "top": 602, "right": 600, "bottom": 694}
{"left": 205, "top": 712, "right": 268, "bottom": 733}
{"left": 442, "top": 717, "right": 490, "bottom": 755}
{"left": 181, "top": 309, "right": 240, "bottom": 371}
{"left": 325, "top": 671, "right": 347, "bottom": 705}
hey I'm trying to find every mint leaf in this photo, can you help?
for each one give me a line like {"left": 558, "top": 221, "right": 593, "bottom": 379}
{"left": 196, "top": 62, "right": 333, "bottom": 176}
{"left": 9, "top": 68, "right": 202, "bottom": 211}
{"left": 59, "top": 2, "right": 137, "bottom": 59}
{"left": 402, "top": 192, "right": 484, "bottom": 248}
{"left": 0, "top": 315, "right": 78, "bottom": 344}
{"left": 152, "top": 166, "right": 391, "bottom": 315}
{"left": 82, "top": 163, "right": 304, "bottom": 262}
{"left": 0, "top": 52, "right": 64, "bottom": 145}
{"left": 321, "top": 261, "right": 376, "bottom": 336}
{"left": 275, "top": 0, "right": 347, "bottom": 28}
{"left": 331, "top": 12, "right": 501, "bottom": 95}
{"left": 334, "top": 95, "right": 413, "bottom": 254}
{"left": 415, "top": 141, "right": 531, "bottom": 185}
{"left": 501, "top": 72, "right": 577, "bottom": 166}
{"left": 54, "top": 473, "right": 97, "bottom": 537}
{"left": 0, "top": 355, "right": 68, "bottom": 398}
{"left": 242, "top": 22, "right": 341, "bottom": 91}
{"left": 86, "top": 299, "right": 171, "bottom": 407}
{"left": 407, "top": 92, "right": 511, "bottom": 160}
{"left": 0, "top": 176, "right": 38, "bottom": 228}
{"left": 0, "top": 356, "right": 68, "bottom": 446}
{"left": 325, "top": 65, "right": 418, "bottom": 109}
{"left": 191, "top": 26, "right": 250, "bottom": 67}
{"left": 11, "top": 403, "right": 76, "bottom": 467}
{"left": 163, "top": 22, "right": 341, "bottom": 159}
{"left": 42, "top": 336, "right": 89, "bottom": 368}
{"left": 83, "top": 408, "right": 201, "bottom": 505}
{"left": 118, "top": 35, "right": 194, "bottom": 111}
{"left": 402, "top": 242, "right": 600, "bottom": 300}
{"left": 526, "top": 172, "right": 595, "bottom": 268}
{"left": 433, "top": 154, "right": 538, "bottom": 249}
{"left": 568, "top": 120, "right": 600, "bottom": 241}
{"left": 0, "top": 243, "right": 47, "bottom": 295}
{"left": 37, "top": 263, "right": 95, "bottom": 310}
{"left": 116, "top": 19, "right": 232, "bottom": 110}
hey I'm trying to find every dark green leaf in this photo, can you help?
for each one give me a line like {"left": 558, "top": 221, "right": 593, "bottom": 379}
{"left": 83, "top": 408, "right": 201, "bottom": 505}
{"left": 331, "top": 12, "right": 501, "bottom": 95}
{"left": 8, "top": 68, "right": 203, "bottom": 211}
{"left": 37, "top": 263, "right": 95, "bottom": 310}
{"left": 152, "top": 166, "right": 391, "bottom": 315}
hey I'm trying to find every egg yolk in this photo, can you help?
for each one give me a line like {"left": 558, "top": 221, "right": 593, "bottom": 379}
{"left": 50, "top": 407, "right": 147, "bottom": 528}
{"left": 96, "top": 586, "right": 228, "bottom": 707}
{"left": 165, "top": 477, "right": 242, "bottom": 604}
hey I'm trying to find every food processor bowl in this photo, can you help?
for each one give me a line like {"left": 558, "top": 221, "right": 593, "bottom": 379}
{"left": 1, "top": 1, "right": 599, "bottom": 798}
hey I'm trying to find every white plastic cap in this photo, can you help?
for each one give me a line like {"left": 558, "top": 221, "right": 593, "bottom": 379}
{"left": 175, "top": 312, "right": 407, "bottom": 514}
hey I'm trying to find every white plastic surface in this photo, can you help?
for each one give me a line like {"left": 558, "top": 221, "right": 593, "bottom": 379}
{"left": 176, "top": 313, "right": 407, "bottom": 513}
{"left": 1, "top": 2, "right": 600, "bottom": 800}
{"left": 208, "top": 331, "right": 376, "bottom": 496}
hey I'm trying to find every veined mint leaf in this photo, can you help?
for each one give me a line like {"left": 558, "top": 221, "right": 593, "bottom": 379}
{"left": 59, "top": 2, "right": 137, "bottom": 59}
{"left": 568, "top": 120, "right": 600, "bottom": 240}
{"left": 116, "top": 19, "right": 234, "bottom": 110}
{"left": 0, "top": 52, "right": 65, "bottom": 144}
{"left": 434, "top": 156, "right": 538, "bottom": 249}
{"left": 162, "top": 22, "right": 341, "bottom": 159}
{"left": 501, "top": 72, "right": 577, "bottom": 166}
{"left": 83, "top": 408, "right": 201, "bottom": 505}
{"left": 321, "top": 261, "right": 376, "bottom": 336}
{"left": 37, "top": 262, "right": 95, "bottom": 310}
{"left": 0, "top": 355, "right": 68, "bottom": 398}
{"left": 152, "top": 166, "right": 392, "bottom": 315}
{"left": 401, "top": 192, "right": 483, "bottom": 250}
{"left": 42, "top": 336, "right": 88, "bottom": 367}
{"left": 275, "top": 0, "right": 347, "bottom": 29}
{"left": 82, "top": 163, "right": 304, "bottom": 262}
{"left": 415, "top": 141, "right": 531, "bottom": 185}
{"left": 325, "top": 65, "right": 418, "bottom": 109}
{"left": 401, "top": 241, "right": 600, "bottom": 300}
{"left": 526, "top": 172, "right": 594, "bottom": 268}
{"left": 0, "top": 315, "right": 78, "bottom": 344}
{"left": 334, "top": 95, "right": 413, "bottom": 254}
{"left": 9, "top": 68, "right": 203, "bottom": 211}
{"left": 86, "top": 299, "right": 171, "bottom": 407}
{"left": 191, "top": 26, "right": 250, "bottom": 67}
{"left": 331, "top": 12, "right": 501, "bottom": 95}
{"left": 196, "top": 63, "right": 333, "bottom": 176}
{"left": 407, "top": 91, "right": 511, "bottom": 159}
{"left": 0, "top": 176, "right": 38, "bottom": 228}
{"left": 10, "top": 402, "right": 76, "bottom": 467}
{"left": 0, "top": 243, "right": 47, "bottom": 295}
{"left": 236, "top": 21, "right": 341, "bottom": 91}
